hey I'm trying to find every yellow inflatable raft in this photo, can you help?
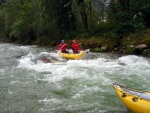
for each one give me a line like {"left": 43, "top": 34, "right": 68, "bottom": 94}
{"left": 57, "top": 49, "right": 90, "bottom": 60}
{"left": 113, "top": 83, "right": 150, "bottom": 113}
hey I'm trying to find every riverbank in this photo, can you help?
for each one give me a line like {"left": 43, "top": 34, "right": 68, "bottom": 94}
{"left": 61, "top": 29, "right": 150, "bottom": 57}
{"left": 73, "top": 28, "right": 150, "bottom": 57}
{"left": 1, "top": 29, "right": 150, "bottom": 57}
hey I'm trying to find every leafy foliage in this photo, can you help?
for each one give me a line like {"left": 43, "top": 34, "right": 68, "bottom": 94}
{"left": 0, "top": 0, "right": 149, "bottom": 45}
{"left": 107, "top": 0, "right": 149, "bottom": 36}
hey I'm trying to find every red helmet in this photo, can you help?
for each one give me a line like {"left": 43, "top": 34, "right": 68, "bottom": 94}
{"left": 72, "top": 40, "right": 76, "bottom": 43}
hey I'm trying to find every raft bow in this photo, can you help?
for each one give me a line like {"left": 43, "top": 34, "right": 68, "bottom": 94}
{"left": 113, "top": 83, "right": 150, "bottom": 113}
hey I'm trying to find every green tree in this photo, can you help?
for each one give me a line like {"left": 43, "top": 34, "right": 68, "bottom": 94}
{"left": 106, "top": 0, "right": 148, "bottom": 36}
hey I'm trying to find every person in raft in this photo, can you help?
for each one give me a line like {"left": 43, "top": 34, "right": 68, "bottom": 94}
{"left": 58, "top": 40, "right": 68, "bottom": 53}
{"left": 71, "top": 39, "right": 81, "bottom": 53}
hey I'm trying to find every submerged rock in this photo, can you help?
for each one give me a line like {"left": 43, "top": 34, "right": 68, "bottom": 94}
{"left": 142, "top": 49, "right": 150, "bottom": 57}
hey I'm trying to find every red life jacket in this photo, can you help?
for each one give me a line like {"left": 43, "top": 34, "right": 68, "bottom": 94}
{"left": 58, "top": 43, "right": 68, "bottom": 51}
{"left": 72, "top": 44, "right": 81, "bottom": 53}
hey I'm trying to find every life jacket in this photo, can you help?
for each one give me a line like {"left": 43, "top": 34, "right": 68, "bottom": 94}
{"left": 72, "top": 44, "right": 81, "bottom": 53}
{"left": 58, "top": 43, "right": 68, "bottom": 51}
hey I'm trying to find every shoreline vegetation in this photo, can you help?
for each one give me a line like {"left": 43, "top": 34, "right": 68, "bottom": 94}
{"left": 2, "top": 28, "right": 150, "bottom": 57}
{"left": 0, "top": 0, "right": 149, "bottom": 57}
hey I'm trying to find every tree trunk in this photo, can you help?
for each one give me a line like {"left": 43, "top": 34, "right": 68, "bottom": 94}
{"left": 78, "top": 0, "right": 88, "bottom": 30}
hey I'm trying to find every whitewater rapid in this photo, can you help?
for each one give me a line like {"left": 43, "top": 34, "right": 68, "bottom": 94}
{"left": 0, "top": 43, "right": 150, "bottom": 113}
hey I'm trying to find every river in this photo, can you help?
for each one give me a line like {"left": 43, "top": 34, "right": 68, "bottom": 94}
{"left": 0, "top": 43, "right": 150, "bottom": 113}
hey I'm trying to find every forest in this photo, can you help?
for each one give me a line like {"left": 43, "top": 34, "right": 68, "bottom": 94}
{"left": 0, "top": 0, "right": 150, "bottom": 54}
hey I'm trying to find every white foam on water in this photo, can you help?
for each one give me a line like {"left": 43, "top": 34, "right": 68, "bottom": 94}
{"left": 118, "top": 55, "right": 148, "bottom": 65}
{"left": 38, "top": 98, "right": 62, "bottom": 105}
{"left": 17, "top": 52, "right": 150, "bottom": 88}
{"left": 8, "top": 89, "right": 14, "bottom": 94}
{"left": 0, "top": 69, "right": 5, "bottom": 73}
{"left": 72, "top": 86, "right": 100, "bottom": 99}
{"left": 17, "top": 55, "right": 102, "bottom": 84}
{"left": 118, "top": 55, "right": 150, "bottom": 71}
{"left": 10, "top": 80, "right": 20, "bottom": 85}
{"left": 19, "top": 46, "right": 33, "bottom": 52}
{"left": 2, "top": 43, "right": 150, "bottom": 113}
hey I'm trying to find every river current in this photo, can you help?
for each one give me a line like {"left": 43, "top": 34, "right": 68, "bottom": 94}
{"left": 0, "top": 43, "right": 150, "bottom": 113}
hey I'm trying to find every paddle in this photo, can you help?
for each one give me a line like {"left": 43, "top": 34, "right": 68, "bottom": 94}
{"left": 79, "top": 43, "right": 82, "bottom": 50}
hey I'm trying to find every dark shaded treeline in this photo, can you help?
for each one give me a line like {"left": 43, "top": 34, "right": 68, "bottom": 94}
{"left": 0, "top": 0, "right": 150, "bottom": 50}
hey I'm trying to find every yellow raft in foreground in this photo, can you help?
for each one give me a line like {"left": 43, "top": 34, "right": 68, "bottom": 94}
{"left": 113, "top": 83, "right": 150, "bottom": 113}
{"left": 57, "top": 49, "right": 90, "bottom": 60}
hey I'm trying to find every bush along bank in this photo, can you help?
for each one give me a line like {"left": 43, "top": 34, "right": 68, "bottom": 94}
{"left": 75, "top": 29, "right": 150, "bottom": 57}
